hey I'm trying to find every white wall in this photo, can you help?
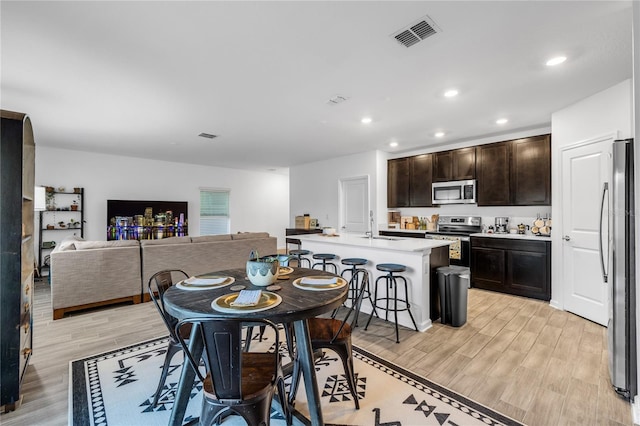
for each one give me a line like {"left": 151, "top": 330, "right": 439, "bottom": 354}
{"left": 35, "top": 147, "right": 290, "bottom": 248}
{"left": 289, "top": 150, "right": 380, "bottom": 229}
{"left": 550, "top": 79, "right": 633, "bottom": 309}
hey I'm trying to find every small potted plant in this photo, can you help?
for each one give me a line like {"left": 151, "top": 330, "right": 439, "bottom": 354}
{"left": 46, "top": 190, "right": 56, "bottom": 211}
{"left": 70, "top": 200, "right": 79, "bottom": 211}
{"left": 246, "top": 250, "right": 279, "bottom": 287}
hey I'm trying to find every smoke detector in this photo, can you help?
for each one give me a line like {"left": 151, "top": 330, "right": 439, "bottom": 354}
{"left": 391, "top": 15, "right": 441, "bottom": 48}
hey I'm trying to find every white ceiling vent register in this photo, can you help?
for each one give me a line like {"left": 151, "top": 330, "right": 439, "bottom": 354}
{"left": 198, "top": 133, "right": 218, "bottom": 139}
{"left": 326, "top": 95, "right": 349, "bottom": 105}
{"left": 391, "top": 15, "right": 441, "bottom": 48}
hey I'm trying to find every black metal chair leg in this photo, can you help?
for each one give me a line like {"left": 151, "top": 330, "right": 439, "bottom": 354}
{"left": 152, "top": 341, "right": 181, "bottom": 407}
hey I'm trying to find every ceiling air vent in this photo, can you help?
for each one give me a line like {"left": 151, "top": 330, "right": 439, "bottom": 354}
{"left": 391, "top": 15, "right": 440, "bottom": 48}
{"left": 198, "top": 132, "right": 217, "bottom": 139}
{"left": 326, "top": 94, "right": 349, "bottom": 105}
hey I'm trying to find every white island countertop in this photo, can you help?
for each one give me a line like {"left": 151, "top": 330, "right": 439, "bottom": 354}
{"left": 295, "top": 233, "right": 452, "bottom": 252}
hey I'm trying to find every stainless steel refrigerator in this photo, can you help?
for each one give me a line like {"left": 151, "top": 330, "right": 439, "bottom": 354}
{"left": 600, "top": 138, "right": 637, "bottom": 400}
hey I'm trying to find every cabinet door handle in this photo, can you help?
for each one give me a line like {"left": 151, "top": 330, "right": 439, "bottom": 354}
{"left": 563, "top": 235, "right": 571, "bottom": 241}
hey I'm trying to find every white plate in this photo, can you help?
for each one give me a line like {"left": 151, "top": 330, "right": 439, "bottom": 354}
{"left": 211, "top": 291, "right": 282, "bottom": 313}
{"left": 292, "top": 276, "right": 347, "bottom": 291}
{"left": 176, "top": 276, "right": 235, "bottom": 291}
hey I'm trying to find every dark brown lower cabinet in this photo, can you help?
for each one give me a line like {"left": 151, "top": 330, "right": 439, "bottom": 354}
{"left": 470, "top": 236, "right": 550, "bottom": 301}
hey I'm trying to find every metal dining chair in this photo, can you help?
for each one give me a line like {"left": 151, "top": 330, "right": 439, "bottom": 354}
{"left": 147, "top": 269, "right": 190, "bottom": 407}
{"left": 288, "top": 272, "right": 370, "bottom": 409}
{"left": 176, "top": 317, "right": 291, "bottom": 425}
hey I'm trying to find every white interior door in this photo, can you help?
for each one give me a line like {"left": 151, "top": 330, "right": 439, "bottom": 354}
{"left": 339, "top": 176, "right": 369, "bottom": 234}
{"left": 561, "top": 136, "right": 612, "bottom": 326}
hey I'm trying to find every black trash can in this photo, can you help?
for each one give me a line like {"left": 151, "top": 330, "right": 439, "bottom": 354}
{"left": 436, "top": 266, "right": 470, "bottom": 327}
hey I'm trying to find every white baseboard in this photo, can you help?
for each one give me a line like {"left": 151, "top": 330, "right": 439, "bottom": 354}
{"left": 549, "top": 299, "right": 562, "bottom": 311}
{"left": 632, "top": 395, "right": 640, "bottom": 425}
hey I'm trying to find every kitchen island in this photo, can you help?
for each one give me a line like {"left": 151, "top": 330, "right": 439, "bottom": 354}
{"left": 295, "top": 233, "right": 451, "bottom": 331}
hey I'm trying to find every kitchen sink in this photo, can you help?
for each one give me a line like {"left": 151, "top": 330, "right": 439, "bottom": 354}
{"left": 360, "top": 236, "right": 401, "bottom": 241}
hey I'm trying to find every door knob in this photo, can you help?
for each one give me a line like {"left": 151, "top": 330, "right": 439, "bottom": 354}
{"left": 563, "top": 235, "right": 571, "bottom": 241}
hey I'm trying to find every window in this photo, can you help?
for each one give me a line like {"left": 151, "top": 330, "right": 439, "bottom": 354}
{"left": 200, "top": 189, "right": 230, "bottom": 235}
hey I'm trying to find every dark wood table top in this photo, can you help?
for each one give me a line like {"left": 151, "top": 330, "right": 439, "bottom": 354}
{"left": 163, "top": 267, "right": 348, "bottom": 322}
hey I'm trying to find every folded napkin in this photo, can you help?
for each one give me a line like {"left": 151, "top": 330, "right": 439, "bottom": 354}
{"left": 185, "top": 277, "right": 227, "bottom": 286}
{"left": 300, "top": 277, "right": 338, "bottom": 285}
{"left": 230, "top": 290, "right": 262, "bottom": 307}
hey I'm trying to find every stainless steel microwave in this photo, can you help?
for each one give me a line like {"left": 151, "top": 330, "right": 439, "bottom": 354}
{"left": 432, "top": 179, "right": 477, "bottom": 205}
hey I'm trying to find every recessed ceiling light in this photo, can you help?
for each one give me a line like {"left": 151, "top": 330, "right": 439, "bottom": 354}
{"left": 390, "top": 141, "right": 398, "bottom": 147}
{"left": 496, "top": 118, "right": 508, "bottom": 125}
{"left": 434, "top": 132, "right": 445, "bottom": 137}
{"left": 361, "top": 117, "right": 372, "bottom": 124}
{"left": 444, "top": 89, "right": 458, "bottom": 98}
{"left": 546, "top": 56, "right": 567, "bottom": 66}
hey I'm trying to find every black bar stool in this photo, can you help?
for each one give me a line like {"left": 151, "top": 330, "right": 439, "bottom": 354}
{"left": 337, "top": 258, "right": 371, "bottom": 326}
{"left": 289, "top": 249, "right": 312, "bottom": 268}
{"left": 364, "top": 263, "right": 418, "bottom": 343}
{"left": 311, "top": 253, "right": 338, "bottom": 274}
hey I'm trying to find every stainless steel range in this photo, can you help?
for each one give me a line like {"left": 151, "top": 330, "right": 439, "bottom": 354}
{"left": 424, "top": 216, "right": 481, "bottom": 267}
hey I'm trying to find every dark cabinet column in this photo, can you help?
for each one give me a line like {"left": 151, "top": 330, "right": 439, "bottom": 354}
{"left": 507, "top": 249, "right": 550, "bottom": 298}
{"left": 470, "top": 246, "right": 505, "bottom": 292}
{"left": 452, "top": 147, "right": 476, "bottom": 180}
{"left": 511, "top": 134, "right": 551, "bottom": 205}
{"left": 434, "top": 148, "right": 476, "bottom": 182}
{"left": 409, "top": 154, "right": 433, "bottom": 207}
{"left": 387, "top": 158, "right": 410, "bottom": 207}
{"left": 477, "top": 141, "right": 511, "bottom": 205}
{"left": 433, "top": 150, "right": 453, "bottom": 182}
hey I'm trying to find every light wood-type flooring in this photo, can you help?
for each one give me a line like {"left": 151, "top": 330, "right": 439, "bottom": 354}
{"left": 0, "top": 280, "right": 634, "bottom": 426}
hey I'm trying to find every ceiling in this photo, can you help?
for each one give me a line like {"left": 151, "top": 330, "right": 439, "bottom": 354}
{"left": 1, "top": 1, "right": 633, "bottom": 173}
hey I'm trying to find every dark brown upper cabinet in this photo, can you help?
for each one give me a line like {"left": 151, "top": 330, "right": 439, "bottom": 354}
{"left": 409, "top": 154, "right": 434, "bottom": 207}
{"left": 476, "top": 141, "right": 511, "bottom": 205}
{"left": 476, "top": 134, "right": 551, "bottom": 206}
{"left": 433, "top": 147, "right": 476, "bottom": 182}
{"left": 387, "top": 157, "right": 410, "bottom": 207}
{"left": 387, "top": 154, "right": 434, "bottom": 208}
{"left": 511, "top": 134, "right": 551, "bottom": 205}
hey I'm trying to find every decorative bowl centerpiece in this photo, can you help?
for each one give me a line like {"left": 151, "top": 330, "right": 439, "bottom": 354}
{"left": 246, "top": 250, "right": 280, "bottom": 287}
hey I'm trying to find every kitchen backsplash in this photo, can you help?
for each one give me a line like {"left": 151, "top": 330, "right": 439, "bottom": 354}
{"left": 383, "top": 205, "right": 552, "bottom": 232}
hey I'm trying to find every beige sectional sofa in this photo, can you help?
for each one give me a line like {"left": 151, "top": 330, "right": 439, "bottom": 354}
{"left": 140, "top": 232, "right": 276, "bottom": 301}
{"left": 50, "top": 238, "right": 142, "bottom": 319}
{"left": 50, "top": 232, "right": 276, "bottom": 319}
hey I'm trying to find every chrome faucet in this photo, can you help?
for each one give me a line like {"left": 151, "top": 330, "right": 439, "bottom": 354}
{"left": 365, "top": 210, "right": 374, "bottom": 239}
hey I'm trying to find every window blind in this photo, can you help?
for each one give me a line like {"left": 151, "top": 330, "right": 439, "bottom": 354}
{"left": 200, "top": 190, "right": 230, "bottom": 235}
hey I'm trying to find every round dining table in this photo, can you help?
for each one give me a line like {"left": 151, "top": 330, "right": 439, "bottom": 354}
{"left": 162, "top": 267, "right": 348, "bottom": 426}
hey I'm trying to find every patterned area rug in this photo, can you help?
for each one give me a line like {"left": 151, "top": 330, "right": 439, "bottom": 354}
{"left": 70, "top": 332, "right": 523, "bottom": 426}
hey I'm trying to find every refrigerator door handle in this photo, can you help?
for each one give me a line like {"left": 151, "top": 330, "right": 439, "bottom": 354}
{"left": 599, "top": 182, "right": 609, "bottom": 283}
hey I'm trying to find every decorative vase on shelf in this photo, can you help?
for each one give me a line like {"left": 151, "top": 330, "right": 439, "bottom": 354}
{"left": 246, "top": 250, "right": 279, "bottom": 287}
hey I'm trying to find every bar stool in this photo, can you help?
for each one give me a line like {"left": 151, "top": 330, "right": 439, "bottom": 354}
{"left": 364, "top": 263, "right": 418, "bottom": 343}
{"left": 337, "top": 258, "right": 371, "bottom": 326}
{"left": 289, "top": 249, "right": 312, "bottom": 268}
{"left": 311, "top": 253, "right": 339, "bottom": 274}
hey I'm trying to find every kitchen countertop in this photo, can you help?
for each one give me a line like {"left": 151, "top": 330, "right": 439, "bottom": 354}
{"left": 470, "top": 232, "right": 551, "bottom": 241}
{"left": 296, "top": 233, "right": 452, "bottom": 252}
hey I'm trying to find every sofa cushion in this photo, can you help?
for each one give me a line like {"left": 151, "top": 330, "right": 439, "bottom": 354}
{"left": 140, "top": 236, "right": 192, "bottom": 246}
{"left": 191, "top": 235, "right": 232, "bottom": 243}
{"left": 57, "top": 235, "right": 85, "bottom": 251}
{"left": 75, "top": 240, "right": 140, "bottom": 250}
{"left": 231, "top": 232, "right": 270, "bottom": 240}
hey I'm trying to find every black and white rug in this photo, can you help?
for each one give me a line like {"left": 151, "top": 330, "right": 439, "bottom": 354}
{"left": 70, "top": 333, "right": 523, "bottom": 426}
